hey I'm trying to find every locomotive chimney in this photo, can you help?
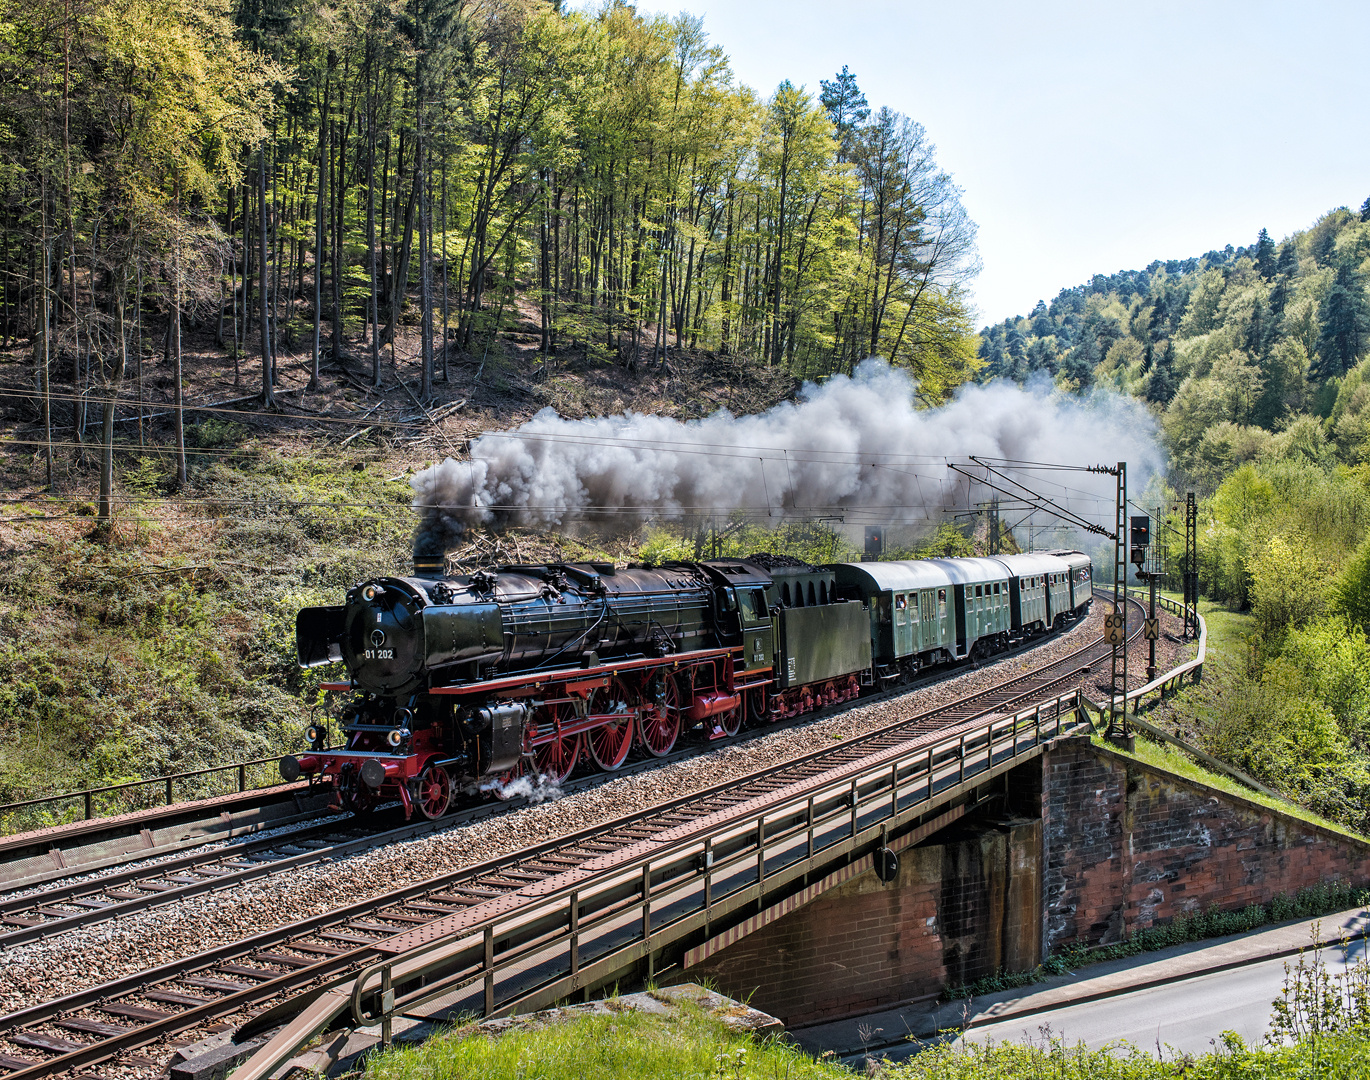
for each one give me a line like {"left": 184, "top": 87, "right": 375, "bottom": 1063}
{"left": 413, "top": 552, "right": 445, "bottom": 578}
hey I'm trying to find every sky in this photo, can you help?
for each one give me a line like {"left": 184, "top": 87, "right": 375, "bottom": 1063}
{"left": 622, "top": 0, "right": 1370, "bottom": 327}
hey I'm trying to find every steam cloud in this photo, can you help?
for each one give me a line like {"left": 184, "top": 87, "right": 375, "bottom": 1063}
{"left": 411, "top": 360, "right": 1162, "bottom": 555}
{"left": 468, "top": 774, "right": 565, "bottom": 803}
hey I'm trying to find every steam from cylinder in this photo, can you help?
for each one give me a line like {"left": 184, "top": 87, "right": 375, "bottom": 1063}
{"left": 411, "top": 360, "right": 1162, "bottom": 555}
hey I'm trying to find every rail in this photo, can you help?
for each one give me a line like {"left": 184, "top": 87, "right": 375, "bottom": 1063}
{"left": 232, "top": 689, "right": 1094, "bottom": 1079}
{"left": 0, "top": 754, "right": 295, "bottom": 830}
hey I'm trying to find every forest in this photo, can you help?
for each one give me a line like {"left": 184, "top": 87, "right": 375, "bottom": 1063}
{"left": 979, "top": 203, "right": 1370, "bottom": 830}
{"left": 0, "top": 0, "right": 980, "bottom": 506}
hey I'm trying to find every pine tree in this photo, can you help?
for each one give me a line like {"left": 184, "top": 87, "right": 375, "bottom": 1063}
{"left": 819, "top": 66, "right": 868, "bottom": 163}
{"left": 1315, "top": 265, "right": 1369, "bottom": 379}
{"left": 1145, "top": 340, "right": 1177, "bottom": 404}
{"left": 1361, "top": 197, "right": 1370, "bottom": 223}
{"left": 1255, "top": 227, "right": 1276, "bottom": 280}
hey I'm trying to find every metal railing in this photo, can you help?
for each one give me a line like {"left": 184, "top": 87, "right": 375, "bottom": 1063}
{"left": 0, "top": 756, "right": 294, "bottom": 835}
{"left": 1116, "top": 589, "right": 1207, "bottom": 708}
{"left": 336, "top": 692, "right": 1089, "bottom": 1040}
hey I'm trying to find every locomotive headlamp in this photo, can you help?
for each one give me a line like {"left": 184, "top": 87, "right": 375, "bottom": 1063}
{"left": 387, "top": 727, "right": 410, "bottom": 748}
{"left": 306, "top": 724, "right": 322, "bottom": 746}
{"left": 362, "top": 584, "right": 382, "bottom": 602}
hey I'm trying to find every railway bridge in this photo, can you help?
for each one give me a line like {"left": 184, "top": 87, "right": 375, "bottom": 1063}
{"left": 225, "top": 596, "right": 1370, "bottom": 1078}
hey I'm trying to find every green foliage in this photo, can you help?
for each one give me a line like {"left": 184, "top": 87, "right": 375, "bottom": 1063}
{"left": 915, "top": 523, "right": 977, "bottom": 558}
{"left": 639, "top": 518, "right": 859, "bottom": 567}
{"left": 1332, "top": 532, "right": 1370, "bottom": 635}
{"left": 1171, "top": 647, "right": 1370, "bottom": 829}
{"left": 1248, "top": 532, "right": 1328, "bottom": 640}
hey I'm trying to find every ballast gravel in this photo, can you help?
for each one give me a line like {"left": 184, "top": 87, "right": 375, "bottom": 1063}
{"left": 0, "top": 600, "right": 1182, "bottom": 1019}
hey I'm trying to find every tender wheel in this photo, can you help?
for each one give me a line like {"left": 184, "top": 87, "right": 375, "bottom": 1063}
{"left": 414, "top": 764, "right": 452, "bottom": 820}
{"left": 530, "top": 703, "right": 581, "bottom": 783}
{"left": 587, "top": 680, "right": 634, "bottom": 771}
{"left": 638, "top": 676, "right": 682, "bottom": 757}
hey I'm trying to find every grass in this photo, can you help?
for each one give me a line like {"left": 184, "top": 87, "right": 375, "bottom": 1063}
{"left": 1193, "top": 597, "right": 1256, "bottom": 660}
{"left": 357, "top": 998, "right": 1370, "bottom": 1079}
{"left": 364, "top": 1001, "right": 850, "bottom": 1080}
{"left": 891, "top": 1030, "right": 1370, "bottom": 1079}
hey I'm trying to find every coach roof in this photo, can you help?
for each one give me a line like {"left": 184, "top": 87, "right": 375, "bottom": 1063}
{"left": 831, "top": 560, "right": 956, "bottom": 594}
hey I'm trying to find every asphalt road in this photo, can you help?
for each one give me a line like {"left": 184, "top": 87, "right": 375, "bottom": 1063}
{"left": 844, "top": 934, "right": 1370, "bottom": 1068}
{"left": 959, "top": 935, "right": 1370, "bottom": 1058}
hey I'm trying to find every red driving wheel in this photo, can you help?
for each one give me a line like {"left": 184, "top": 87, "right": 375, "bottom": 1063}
{"left": 638, "top": 676, "right": 682, "bottom": 757}
{"left": 587, "top": 679, "right": 635, "bottom": 771}
{"left": 717, "top": 699, "right": 743, "bottom": 737}
{"left": 530, "top": 703, "right": 581, "bottom": 783}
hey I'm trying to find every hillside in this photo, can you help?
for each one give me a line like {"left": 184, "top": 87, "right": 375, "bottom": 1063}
{"left": 979, "top": 201, "right": 1370, "bottom": 832}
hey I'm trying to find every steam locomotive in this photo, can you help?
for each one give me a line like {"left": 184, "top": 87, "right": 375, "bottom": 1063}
{"left": 286, "top": 548, "right": 1093, "bottom": 819}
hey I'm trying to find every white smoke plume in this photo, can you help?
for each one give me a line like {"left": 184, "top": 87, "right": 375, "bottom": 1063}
{"left": 411, "top": 360, "right": 1162, "bottom": 554}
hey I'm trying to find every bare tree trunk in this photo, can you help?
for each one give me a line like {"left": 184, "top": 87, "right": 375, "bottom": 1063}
{"left": 311, "top": 80, "right": 327, "bottom": 390}
{"left": 367, "top": 81, "right": 381, "bottom": 386}
{"left": 135, "top": 259, "right": 144, "bottom": 446}
{"left": 259, "top": 146, "right": 276, "bottom": 407}
{"left": 440, "top": 147, "right": 449, "bottom": 382}
{"left": 38, "top": 182, "right": 52, "bottom": 488}
{"left": 99, "top": 286, "right": 127, "bottom": 520}
{"left": 417, "top": 88, "right": 433, "bottom": 401}
{"left": 173, "top": 195, "right": 187, "bottom": 486}
{"left": 229, "top": 186, "right": 240, "bottom": 386}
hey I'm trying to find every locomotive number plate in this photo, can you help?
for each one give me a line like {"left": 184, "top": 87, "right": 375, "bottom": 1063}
{"left": 364, "top": 649, "right": 395, "bottom": 660}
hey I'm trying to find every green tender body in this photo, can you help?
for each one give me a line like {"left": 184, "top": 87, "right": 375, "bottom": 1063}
{"left": 774, "top": 601, "right": 873, "bottom": 689}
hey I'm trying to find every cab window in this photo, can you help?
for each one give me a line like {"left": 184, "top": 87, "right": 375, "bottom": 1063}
{"left": 740, "top": 588, "right": 768, "bottom": 624}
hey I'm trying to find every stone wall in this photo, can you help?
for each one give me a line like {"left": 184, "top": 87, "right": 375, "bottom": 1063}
{"left": 1043, "top": 736, "right": 1370, "bottom": 950}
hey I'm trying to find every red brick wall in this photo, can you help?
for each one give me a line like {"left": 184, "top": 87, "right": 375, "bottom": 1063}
{"left": 684, "top": 819, "right": 1041, "bottom": 1025}
{"left": 1043, "top": 736, "right": 1370, "bottom": 951}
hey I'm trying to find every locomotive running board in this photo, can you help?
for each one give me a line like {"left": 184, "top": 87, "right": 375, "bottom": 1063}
{"left": 424, "top": 648, "right": 741, "bottom": 697}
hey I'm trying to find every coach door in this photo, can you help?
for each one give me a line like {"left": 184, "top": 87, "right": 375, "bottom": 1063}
{"left": 952, "top": 584, "right": 967, "bottom": 657}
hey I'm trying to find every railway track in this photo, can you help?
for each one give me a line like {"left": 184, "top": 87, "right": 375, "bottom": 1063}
{"left": 0, "top": 600, "right": 1108, "bottom": 948}
{"left": 0, "top": 597, "right": 1146, "bottom": 1080}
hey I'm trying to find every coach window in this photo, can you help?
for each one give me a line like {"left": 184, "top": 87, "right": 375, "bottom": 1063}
{"left": 937, "top": 588, "right": 947, "bottom": 618}
{"left": 895, "top": 594, "right": 907, "bottom": 610}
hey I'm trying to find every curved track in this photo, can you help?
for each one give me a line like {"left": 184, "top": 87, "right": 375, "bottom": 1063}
{"left": 0, "top": 597, "right": 1146, "bottom": 1080}
{"left": 0, "top": 601, "right": 1105, "bottom": 947}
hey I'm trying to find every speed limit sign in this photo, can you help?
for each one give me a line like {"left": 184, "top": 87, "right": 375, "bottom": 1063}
{"left": 1104, "top": 613, "right": 1126, "bottom": 645}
